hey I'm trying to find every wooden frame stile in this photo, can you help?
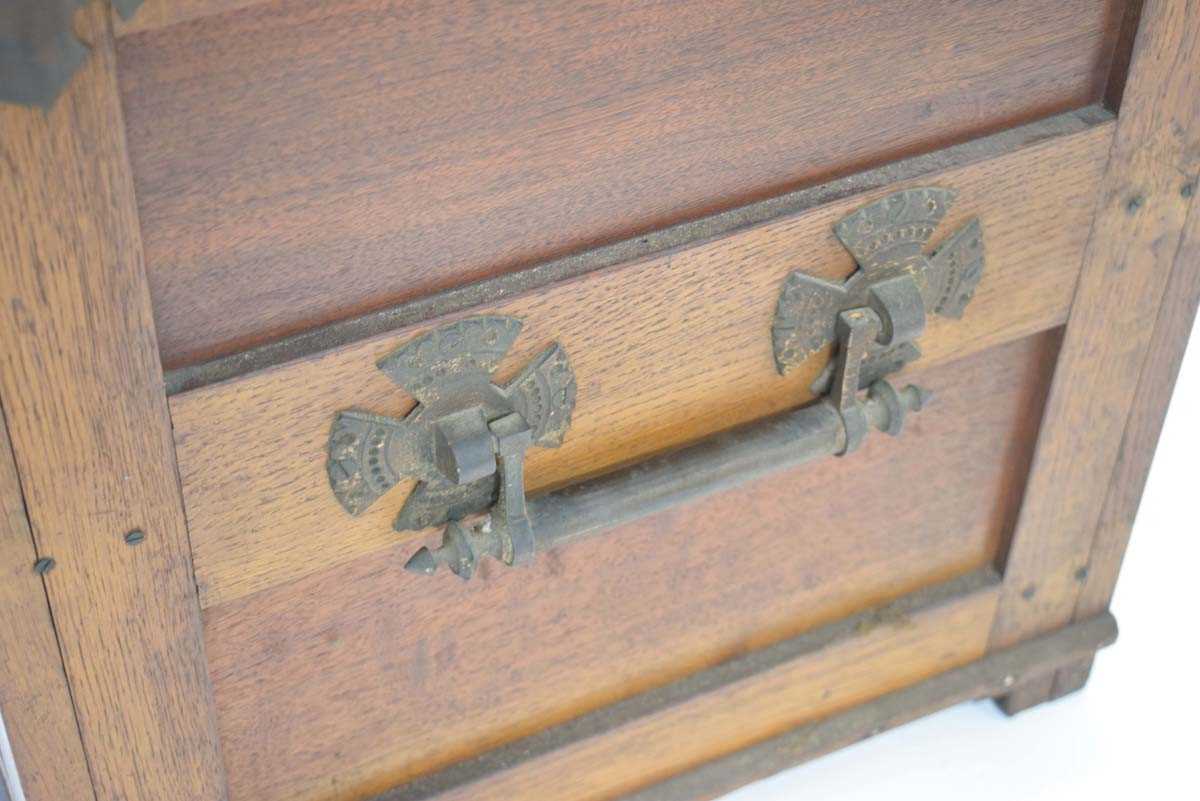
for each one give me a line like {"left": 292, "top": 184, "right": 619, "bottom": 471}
{"left": 0, "top": 5, "right": 227, "bottom": 801}
{"left": 991, "top": 0, "right": 1200, "bottom": 712}
{"left": 0, "top": 410, "right": 94, "bottom": 801}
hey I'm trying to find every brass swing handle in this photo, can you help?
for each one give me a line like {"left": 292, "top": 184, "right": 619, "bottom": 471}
{"left": 326, "top": 188, "right": 983, "bottom": 580}
{"left": 404, "top": 375, "right": 930, "bottom": 580}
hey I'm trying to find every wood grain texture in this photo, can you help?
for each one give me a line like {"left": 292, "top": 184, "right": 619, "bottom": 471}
{"left": 169, "top": 122, "right": 1111, "bottom": 609}
{"left": 1043, "top": 164, "right": 1200, "bottom": 700}
{"left": 1075, "top": 187, "right": 1200, "bottom": 626}
{"left": 617, "top": 611, "right": 1117, "bottom": 801}
{"left": 377, "top": 574, "right": 1003, "bottom": 801}
{"left": 203, "top": 332, "right": 1058, "bottom": 801}
{"left": 990, "top": 0, "right": 1200, "bottom": 706}
{"left": 0, "top": 6, "right": 227, "bottom": 801}
{"left": 114, "top": 0, "right": 1127, "bottom": 368}
{"left": 0, "top": 408, "right": 95, "bottom": 801}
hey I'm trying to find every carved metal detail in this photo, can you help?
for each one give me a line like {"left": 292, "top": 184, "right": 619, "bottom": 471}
{"left": 772, "top": 187, "right": 984, "bottom": 386}
{"left": 335, "top": 189, "right": 984, "bottom": 582}
{"left": 327, "top": 316, "right": 576, "bottom": 533}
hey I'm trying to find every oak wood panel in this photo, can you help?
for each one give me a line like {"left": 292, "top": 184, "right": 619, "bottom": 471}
{"left": 1076, "top": 185, "right": 1200, "bottom": 628}
{"left": 0, "top": 408, "right": 94, "bottom": 801}
{"left": 204, "top": 332, "right": 1057, "bottom": 801}
{"left": 170, "top": 122, "right": 1111, "bottom": 609}
{"left": 1044, "top": 163, "right": 1200, "bottom": 700}
{"left": 617, "top": 612, "right": 1117, "bottom": 801}
{"left": 0, "top": 6, "right": 227, "bottom": 801}
{"left": 990, "top": 0, "right": 1200, "bottom": 710}
{"left": 115, "top": 0, "right": 1127, "bottom": 367}
{"left": 379, "top": 574, "right": 1002, "bottom": 801}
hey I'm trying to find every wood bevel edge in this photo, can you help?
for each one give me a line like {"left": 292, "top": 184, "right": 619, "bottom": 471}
{"left": 162, "top": 106, "right": 1113, "bottom": 396}
{"left": 1103, "top": 0, "right": 1148, "bottom": 112}
{"left": 619, "top": 610, "right": 1117, "bottom": 801}
{"left": 361, "top": 568, "right": 1086, "bottom": 801}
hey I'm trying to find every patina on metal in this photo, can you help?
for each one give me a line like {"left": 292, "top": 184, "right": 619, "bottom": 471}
{"left": 0, "top": 0, "right": 143, "bottom": 108}
{"left": 400, "top": 188, "right": 984, "bottom": 580}
{"left": 320, "top": 189, "right": 988, "bottom": 579}
{"left": 327, "top": 316, "right": 576, "bottom": 556}
{"left": 405, "top": 380, "right": 931, "bottom": 579}
{"left": 773, "top": 187, "right": 984, "bottom": 389}
{"left": 163, "top": 108, "right": 1106, "bottom": 396}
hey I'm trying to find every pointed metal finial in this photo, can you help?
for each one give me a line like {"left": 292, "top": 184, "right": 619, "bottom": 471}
{"left": 403, "top": 547, "right": 439, "bottom": 575}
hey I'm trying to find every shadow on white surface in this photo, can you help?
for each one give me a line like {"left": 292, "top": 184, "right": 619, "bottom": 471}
{"left": 721, "top": 321, "right": 1200, "bottom": 801}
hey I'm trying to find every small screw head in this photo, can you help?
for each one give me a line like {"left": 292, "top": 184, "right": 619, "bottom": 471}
{"left": 33, "top": 557, "right": 56, "bottom": 575}
{"left": 1125, "top": 195, "right": 1144, "bottom": 214}
{"left": 124, "top": 529, "right": 146, "bottom": 545}
{"left": 1183, "top": 181, "right": 1196, "bottom": 199}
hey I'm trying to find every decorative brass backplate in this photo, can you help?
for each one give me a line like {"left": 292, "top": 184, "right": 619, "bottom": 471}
{"left": 327, "top": 316, "right": 575, "bottom": 533}
{"left": 772, "top": 187, "right": 984, "bottom": 388}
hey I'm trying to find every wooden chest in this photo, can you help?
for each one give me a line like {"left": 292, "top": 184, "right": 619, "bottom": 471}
{"left": 2, "top": 1, "right": 1197, "bottom": 800}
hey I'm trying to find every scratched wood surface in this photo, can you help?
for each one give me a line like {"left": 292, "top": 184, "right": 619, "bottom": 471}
{"left": 1075, "top": 188, "right": 1200, "bottom": 631}
{"left": 378, "top": 574, "right": 1003, "bottom": 801}
{"left": 168, "top": 121, "right": 1111, "bottom": 609}
{"left": 203, "top": 332, "right": 1057, "bottom": 801}
{"left": 113, "top": 0, "right": 1127, "bottom": 367}
{"left": 0, "top": 6, "right": 227, "bottom": 801}
{"left": 0, "top": 410, "right": 95, "bottom": 801}
{"left": 1046, "top": 156, "right": 1200, "bottom": 700}
{"left": 989, "top": 0, "right": 1200, "bottom": 712}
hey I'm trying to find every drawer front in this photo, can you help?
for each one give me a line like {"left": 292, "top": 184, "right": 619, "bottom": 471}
{"left": 161, "top": 110, "right": 1111, "bottom": 800}
{"left": 171, "top": 115, "right": 1112, "bottom": 609}
{"left": 7, "top": 4, "right": 1197, "bottom": 801}
{"left": 203, "top": 334, "right": 1053, "bottom": 801}
{"left": 116, "top": 0, "right": 1127, "bottom": 368}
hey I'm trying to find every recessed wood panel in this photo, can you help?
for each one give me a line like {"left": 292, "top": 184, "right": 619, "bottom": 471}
{"left": 375, "top": 573, "right": 1005, "bottom": 801}
{"left": 169, "top": 121, "right": 1110, "bottom": 609}
{"left": 204, "top": 331, "right": 1057, "bottom": 801}
{"left": 116, "top": 0, "right": 1127, "bottom": 367}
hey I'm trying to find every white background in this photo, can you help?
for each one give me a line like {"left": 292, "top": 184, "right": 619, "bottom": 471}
{"left": 725, "top": 322, "right": 1199, "bottom": 801}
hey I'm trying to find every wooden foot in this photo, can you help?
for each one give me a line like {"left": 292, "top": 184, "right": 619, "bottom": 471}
{"left": 996, "top": 656, "right": 1094, "bottom": 715}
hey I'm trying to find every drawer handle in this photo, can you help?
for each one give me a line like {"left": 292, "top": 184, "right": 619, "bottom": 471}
{"left": 773, "top": 186, "right": 984, "bottom": 453}
{"left": 326, "top": 315, "right": 577, "bottom": 568}
{"left": 326, "top": 188, "right": 983, "bottom": 580}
